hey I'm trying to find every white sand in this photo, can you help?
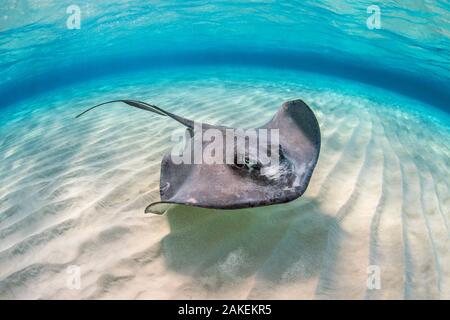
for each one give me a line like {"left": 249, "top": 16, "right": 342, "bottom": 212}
{"left": 0, "top": 68, "right": 449, "bottom": 299}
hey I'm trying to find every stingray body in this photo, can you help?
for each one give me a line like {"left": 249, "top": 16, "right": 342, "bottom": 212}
{"left": 77, "top": 99, "right": 321, "bottom": 214}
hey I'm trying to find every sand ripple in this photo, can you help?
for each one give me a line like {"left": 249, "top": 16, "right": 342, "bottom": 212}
{"left": 0, "top": 68, "right": 449, "bottom": 299}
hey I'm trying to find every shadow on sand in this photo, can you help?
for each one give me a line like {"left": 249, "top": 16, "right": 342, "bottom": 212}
{"left": 160, "top": 197, "right": 338, "bottom": 291}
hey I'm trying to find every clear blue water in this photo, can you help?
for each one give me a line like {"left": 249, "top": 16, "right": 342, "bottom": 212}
{"left": 0, "top": 1, "right": 450, "bottom": 299}
{"left": 0, "top": 0, "right": 449, "bottom": 111}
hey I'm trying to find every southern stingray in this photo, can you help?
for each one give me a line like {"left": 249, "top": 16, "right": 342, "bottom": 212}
{"left": 76, "top": 99, "right": 321, "bottom": 214}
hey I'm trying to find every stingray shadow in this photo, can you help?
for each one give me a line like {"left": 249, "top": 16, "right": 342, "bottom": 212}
{"left": 160, "top": 197, "right": 338, "bottom": 288}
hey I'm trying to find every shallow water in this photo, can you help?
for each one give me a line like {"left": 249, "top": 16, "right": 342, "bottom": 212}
{"left": 0, "top": 1, "right": 449, "bottom": 299}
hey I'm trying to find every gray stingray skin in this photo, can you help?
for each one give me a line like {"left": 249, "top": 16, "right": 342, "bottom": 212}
{"left": 76, "top": 99, "right": 321, "bottom": 214}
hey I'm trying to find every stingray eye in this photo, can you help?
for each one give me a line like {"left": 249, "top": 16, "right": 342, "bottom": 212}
{"left": 252, "top": 160, "right": 263, "bottom": 170}
{"left": 232, "top": 153, "right": 246, "bottom": 169}
{"left": 232, "top": 154, "right": 262, "bottom": 172}
{"left": 234, "top": 162, "right": 245, "bottom": 169}
{"left": 246, "top": 157, "right": 263, "bottom": 171}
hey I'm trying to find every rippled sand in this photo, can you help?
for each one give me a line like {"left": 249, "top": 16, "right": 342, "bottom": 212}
{"left": 0, "top": 68, "right": 449, "bottom": 299}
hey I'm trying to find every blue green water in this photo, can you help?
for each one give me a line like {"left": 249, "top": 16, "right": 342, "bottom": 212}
{"left": 0, "top": 1, "right": 449, "bottom": 111}
{"left": 0, "top": 1, "right": 450, "bottom": 299}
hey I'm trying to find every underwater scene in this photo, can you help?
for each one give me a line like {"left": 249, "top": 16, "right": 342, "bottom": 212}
{"left": 0, "top": 1, "right": 449, "bottom": 300}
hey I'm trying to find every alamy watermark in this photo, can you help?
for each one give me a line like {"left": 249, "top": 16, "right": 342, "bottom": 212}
{"left": 169, "top": 123, "right": 282, "bottom": 176}
{"left": 66, "top": 5, "right": 81, "bottom": 30}
{"left": 367, "top": 265, "right": 381, "bottom": 290}
{"left": 66, "top": 265, "right": 81, "bottom": 290}
{"left": 366, "top": 5, "right": 381, "bottom": 30}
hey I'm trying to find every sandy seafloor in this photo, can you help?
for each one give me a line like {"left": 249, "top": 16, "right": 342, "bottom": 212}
{"left": 0, "top": 66, "right": 449, "bottom": 299}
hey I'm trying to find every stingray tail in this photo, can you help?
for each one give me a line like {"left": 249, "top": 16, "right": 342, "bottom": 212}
{"left": 75, "top": 100, "right": 193, "bottom": 128}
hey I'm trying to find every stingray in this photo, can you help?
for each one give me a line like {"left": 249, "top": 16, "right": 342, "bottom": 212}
{"left": 76, "top": 99, "right": 321, "bottom": 214}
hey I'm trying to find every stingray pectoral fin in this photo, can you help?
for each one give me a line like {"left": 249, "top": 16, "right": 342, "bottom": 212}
{"left": 145, "top": 200, "right": 230, "bottom": 215}
{"left": 75, "top": 99, "right": 193, "bottom": 129}
{"left": 145, "top": 201, "right": 173, "bottom": 215}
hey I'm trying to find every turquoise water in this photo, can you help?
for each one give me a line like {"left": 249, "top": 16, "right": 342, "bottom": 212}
{"left": 1, "top": 0, "right": 449, "bottom": 110}
{"left": 0, "top": 1, "right": 449, "bottom": 299}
